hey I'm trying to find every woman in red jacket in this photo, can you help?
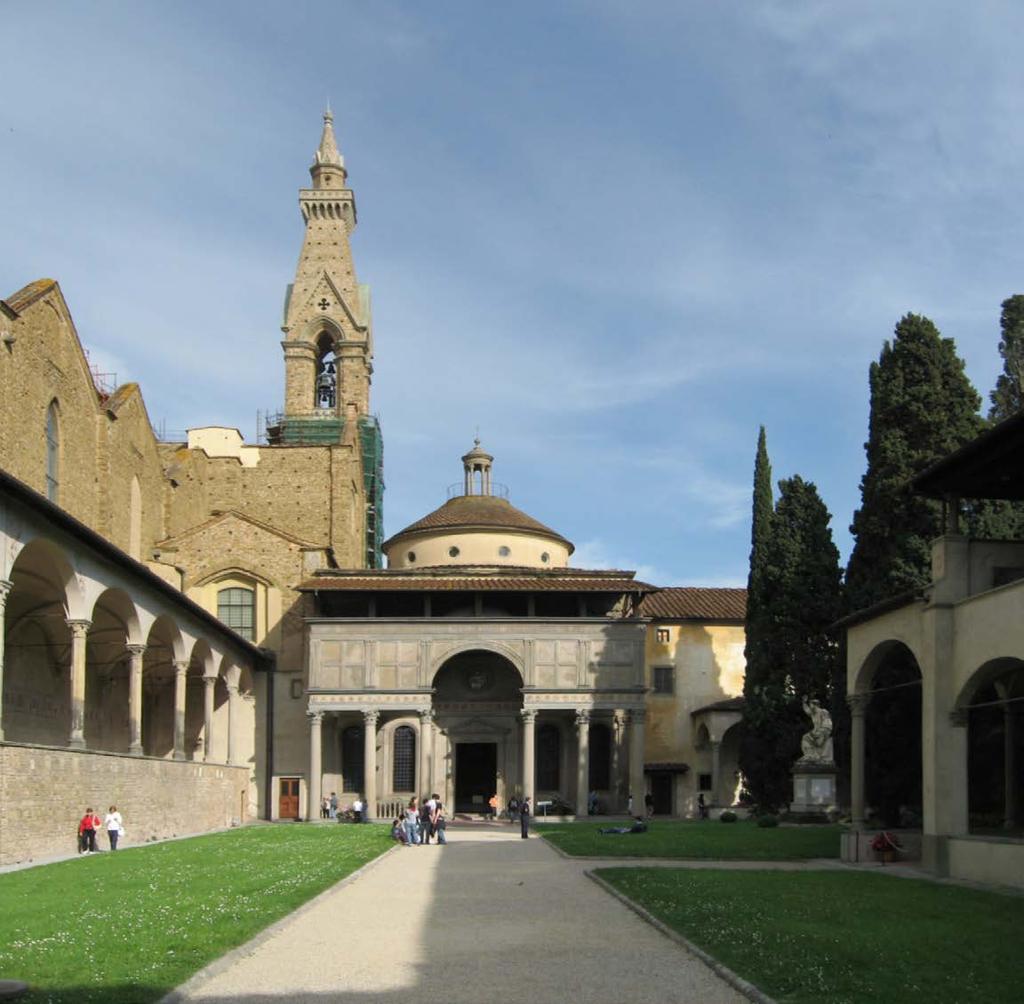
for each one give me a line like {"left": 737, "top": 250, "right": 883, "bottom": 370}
{"left": 78, "top": 808, "right": 101, "bottom": 854}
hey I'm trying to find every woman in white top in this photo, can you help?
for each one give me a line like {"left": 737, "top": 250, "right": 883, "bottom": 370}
{"left": 104, "top": 805, "right": 123, "bottom": 851}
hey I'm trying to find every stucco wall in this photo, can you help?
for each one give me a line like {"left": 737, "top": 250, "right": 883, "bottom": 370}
{"left": 386, "top": 529, "right": 571, "bottom": 570}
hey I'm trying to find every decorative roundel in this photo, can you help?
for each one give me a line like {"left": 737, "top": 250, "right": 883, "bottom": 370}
{"left": 407, "top": 551, "right": 416, "bottom": 563}
{"left": 498, "top": 545, "right": 511, "bottom": 557}
{"left": 540, "top": 551, "right": 550, "bottom": 563}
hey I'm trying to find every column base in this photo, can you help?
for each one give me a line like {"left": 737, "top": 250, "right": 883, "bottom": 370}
{"left": 67, "top": 736, "right": 86, "bottom": 750}
{"left": 173, "top": 750, "right": 186, "bottom": 761}
{"left": 128, "top": 743, "right": 143, "bottom": 756}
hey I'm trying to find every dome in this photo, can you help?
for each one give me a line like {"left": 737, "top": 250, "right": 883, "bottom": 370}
{"left": 383, "top": 443, "right": 574, "bottom": 570}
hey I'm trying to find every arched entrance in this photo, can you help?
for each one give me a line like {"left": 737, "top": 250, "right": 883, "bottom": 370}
{"left": 432, "top": 649, "right": 523, "bottom": 813}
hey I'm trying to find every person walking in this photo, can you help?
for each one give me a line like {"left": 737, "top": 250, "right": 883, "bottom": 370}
{"left": 103, "top": 805, "right": 123, "bottom": 851}
{"left": 78, "top": 808, "right": 101, "bottom": 854}
{"left": 519, "top": 796, "right": 531, "bottom": 839}
{"left": 432, "top": 799, "right": 447, "bottom": 845}
{"left": 329, "top": 792, "right": 338, "bottom": 820}
{"left": 644, "top": 791, "right": 654, "bottom": 818}
{"left": 507, "top": 795, "right": 519, "bottom": 823}
{"left": 419, "top": 797, "right": 433, "bottom": 844}
{"left": 487, "top": 793, "right": 498, "bottom": 820}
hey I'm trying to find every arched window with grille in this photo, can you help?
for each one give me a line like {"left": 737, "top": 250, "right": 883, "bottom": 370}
{"left": 588, "top": 722, "right": 611, "bottom": 790}
{"left": 537, "top": 723, "right": 561, "bottom": 790}
{"left": 45, "top": 401, "right": 60, "bottom": 502}
{"left": 342, "top": 726, "right": 364, "bottom": 792}
{"left": 217, "top": 587, "right": 255, "bottom": 641}
{"left": 392, "top": 725, "right": 416, "bottom": 793}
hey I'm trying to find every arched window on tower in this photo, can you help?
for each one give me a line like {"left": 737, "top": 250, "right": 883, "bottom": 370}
{"left": 537, "top": 724, "right": 561, "bottom": 791}
{"left": 45, "top": 400, "right": 60, "bottom": 502}
{"left": 392, "top": 725, "right": 416, "bottom": 793}
{"left": 342, "top": 725, "right": 364, "bottom": 792}
{"left": 314, "top": 332, "right": 337, "bottom": 410}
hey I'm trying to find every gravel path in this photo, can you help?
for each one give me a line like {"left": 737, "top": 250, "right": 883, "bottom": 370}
{"left": 171, "top": 823, "right": 747, "bottom": 1003}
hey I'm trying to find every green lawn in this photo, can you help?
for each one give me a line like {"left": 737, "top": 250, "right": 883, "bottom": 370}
{"left": 0, "top": 823, "right": 392, "bottom": 1004}
{"left": 597, "top": 868, "right": 1024, "bottom": 1003}
{"left": 538, "top": 819, "right": 841, "bottom": 859}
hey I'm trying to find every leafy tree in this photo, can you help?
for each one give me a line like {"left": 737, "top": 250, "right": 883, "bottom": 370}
{"left": 846, "top": 313, "right": 983, "bottom": 614}
{"left": 989, "top": 294, "right": 1024, "bottom": 421}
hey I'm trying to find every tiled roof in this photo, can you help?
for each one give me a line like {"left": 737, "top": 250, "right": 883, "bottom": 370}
{"left": 300, "top": 567, "right": 654, "bottom": 593}
{"left": 639, "top": 587, "right": 746, "bottom": 621}
{"left": 2, "top": 278, "right": 57, "bottom": 315}
{"left": 383, "top": 494, "right": 572, "bottom": 550}
{"left": 691, "top": 696, "right": 745, "bottom": 716}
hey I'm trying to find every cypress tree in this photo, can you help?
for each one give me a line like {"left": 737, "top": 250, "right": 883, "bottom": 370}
{"left": 846, "top": 313, "right": 983, "bottom": 613}
{"left": 739, "top": 428, "right": 779, "bottom": 808}
{"left": 742, "top": 474, "right": 843, "bottom": 810}
{"left": 990, "top": 294, "right": 1024, "bottom": 421}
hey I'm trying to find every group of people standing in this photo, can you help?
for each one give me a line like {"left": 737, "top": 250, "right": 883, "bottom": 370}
{"left": 394, "top": 795, "right": 447, "bottom": 845}
{"left": 77, "top": 806, "right": 124, "bottom": 854}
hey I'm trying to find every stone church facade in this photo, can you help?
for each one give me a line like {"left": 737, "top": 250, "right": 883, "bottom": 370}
{"left": 0, "top": 113, "right": 744, "bottom": 862}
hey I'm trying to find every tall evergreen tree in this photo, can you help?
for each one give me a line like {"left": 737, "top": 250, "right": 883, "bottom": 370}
{"left": 845, "top": 313, "right": 983, "bottom": 613}
{"left": 742, "top": 474, "right": 843, "bottom": 810}
{"left": 739, "top": 428, "right": 779, "bottom": 808}
{"left": 990, "top": 294, "right": 1024, "bottom": 421}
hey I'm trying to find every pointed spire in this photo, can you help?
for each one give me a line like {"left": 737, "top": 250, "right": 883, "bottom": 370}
{"left": 314, "top": 106, "right": 343, "bottom": 168}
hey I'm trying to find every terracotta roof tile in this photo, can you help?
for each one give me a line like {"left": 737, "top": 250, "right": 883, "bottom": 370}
{"left": 383, "top": 494, "right": 572, "bottom": 550}
{"left": 301, "top": 567, "right": 654, "bottom": 593}
{"left": 639, "top": 587, "right": 746, "bottom": 621}
{"left": 691, "top": 696, "right": 745, "bottom": 716}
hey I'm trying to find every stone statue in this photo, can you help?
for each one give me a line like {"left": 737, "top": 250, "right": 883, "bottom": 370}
{"left": 799, "top": 696, "right": 834, "bottom": 764}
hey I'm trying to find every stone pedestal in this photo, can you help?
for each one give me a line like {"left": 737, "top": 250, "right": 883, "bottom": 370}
{"left": 790, "top": 760, "right": 837, "bottom": 815}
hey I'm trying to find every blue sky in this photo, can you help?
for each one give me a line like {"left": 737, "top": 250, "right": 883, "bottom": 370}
{"left": 4, "top": 2, "right": 1024, "bottom": 586}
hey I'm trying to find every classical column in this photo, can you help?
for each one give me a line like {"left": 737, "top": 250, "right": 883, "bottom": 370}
{"left": 66, "top": 618, "right": 91, "bottom": 749}
{"left": 363, "top": 709, "right": 379, "bottom": 819}
{"left": 0, "top": 580, "right": 11, "bottom": 742}
{"left": 419, "top": 709, "right": 434, "bottom": 795}
{"left": 611, "top": 710, "right": 627, "bottom": 811}
{"left": 628, "top": 708, "right": 646, "bottom": 813}
{"left": 1005, "top": 706, "right": 1018, "bottom": 830}
{"left": 307, "top": 710, "right": 323, "bottom": 821}
{"left": 202, "top": 675, "right": 217, "bottom": 761}
{"left": 575, "top": 710, "right": 590, "bottom": 817}
{"left": 848, "top": 693, "right": 869, "bottom": 828}
{"left": 710, "top": 740, "right": 722, "bottom": 806}
{"left": 226, "top": 681, "right": 240, "bottom": 765}
{"left": 126, "top": 644, "right": 145, "bottom": 755}
{"left": 520, "top": 709, "right": 536, "bottom": 806}
{"left": 172, "top": 659, "right": 189, "bottom": 760}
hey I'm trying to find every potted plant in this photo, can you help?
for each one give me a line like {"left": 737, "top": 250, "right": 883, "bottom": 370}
{"left": 871, "top": 830, "right": 901, "bottom": 864}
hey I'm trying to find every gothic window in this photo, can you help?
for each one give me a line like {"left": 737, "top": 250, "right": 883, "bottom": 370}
{"left": 588, "top": 723, "right": 611, "bottom": 790}
{"left": 392, "top": 725, "right": 416, "bottom": 792}
{"left": 217, "top": 587, "right": 255, "bottom": 641}
{"left": 45, "top": 401, "right": 60, "bottom": 502}
{"left": 537, "top": 724, "right": 560, "bottom": 790}
{"left": 314, "top": 332, "right": 337, "bottom": 410}
{"left": 342, "top": 726, "right": 364, "bottom": 791}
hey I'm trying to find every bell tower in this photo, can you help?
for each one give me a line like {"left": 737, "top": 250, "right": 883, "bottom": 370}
{"left": 272, "top": 108, "right": 374, "bottom": 443}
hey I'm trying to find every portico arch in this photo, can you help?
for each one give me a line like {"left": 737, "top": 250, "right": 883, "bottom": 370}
{"left": 432, "top": 649, "right": 524, "bottom": 814}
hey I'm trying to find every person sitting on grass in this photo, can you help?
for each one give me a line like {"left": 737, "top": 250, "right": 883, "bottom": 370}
{"left": 598, "top": 816, "right": 648, "bottom": 835}
{"left": 391, "top": 817, "right": 408, "bottom": 844}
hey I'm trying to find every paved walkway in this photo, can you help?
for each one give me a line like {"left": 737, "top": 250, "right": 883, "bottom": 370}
{"left": 172, "top": 823, "right": 747, "bottom": 1004}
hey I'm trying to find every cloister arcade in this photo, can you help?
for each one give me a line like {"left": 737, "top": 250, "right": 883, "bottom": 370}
{"left": 0, "top": 471, "right": 264, "bottom": 863}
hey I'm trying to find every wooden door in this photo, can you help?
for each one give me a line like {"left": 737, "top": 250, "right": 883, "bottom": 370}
{"left": 278, "top": 777, "right": 300, "bottom": 820}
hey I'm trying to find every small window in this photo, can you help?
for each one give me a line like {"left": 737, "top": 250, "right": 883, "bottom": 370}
{"left": 45, "top": 401, "right": 60, "bottom": 502}
{"left": 407, "top": 551, "right": 416, "bottom": 563}
{"left": 540, "top": 552, "right": 550, "bottom": 564}
{"left": 656, "top": 628, "right": 670, "bottom": 644}
{"left": 653, "top": 667, "right": 674, "bottom": 694}
{"left": 448, "top": 546, "right": 460, "bottom": 558}
{"left": 498, "top": 545, "right": 510, "bottom": 557}
{"left": 698, "top": 773, "right": 713, "bottom": 792}
{"left": 217, "top": 587, "right": 255, "bottom": 641}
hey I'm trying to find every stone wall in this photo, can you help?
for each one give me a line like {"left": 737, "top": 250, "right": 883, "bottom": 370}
{"left": 0, "top": 742, "right": 251, "bottom": 866}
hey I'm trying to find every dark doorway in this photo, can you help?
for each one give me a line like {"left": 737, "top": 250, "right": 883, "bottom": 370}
{"left": 456, "top": 743, "right": 497, "bottom": 813}
{"left": 650, "top": 773, "right": 673, "bottom": 815}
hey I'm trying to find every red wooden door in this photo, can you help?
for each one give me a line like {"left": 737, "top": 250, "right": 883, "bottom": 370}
{"left": 279, "top": 778, "right": 300, "bottom": 819}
